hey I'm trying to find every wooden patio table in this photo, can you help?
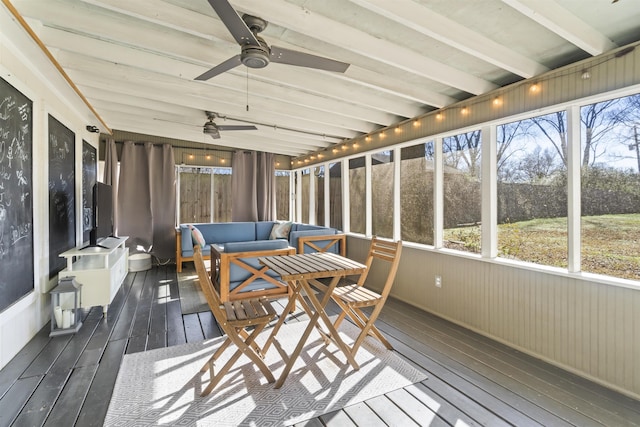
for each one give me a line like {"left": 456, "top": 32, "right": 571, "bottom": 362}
{"left": 259, "top": 252, "right": 367, "bottom": 389}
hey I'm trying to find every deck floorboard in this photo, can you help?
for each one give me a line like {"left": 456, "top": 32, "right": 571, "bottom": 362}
{"left": 0, "top": 265, "right": 637, "bottom": 427}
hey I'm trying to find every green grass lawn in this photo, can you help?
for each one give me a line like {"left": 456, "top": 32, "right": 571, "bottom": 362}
{"left": 444, "top": 213, "right": 640, "bottom": 281}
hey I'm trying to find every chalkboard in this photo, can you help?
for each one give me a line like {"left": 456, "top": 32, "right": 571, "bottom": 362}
{"left": 0, "top": 77, "right": 34, "bottom": 313}
{"left": 48, "top": 115, "right": 75, "bottom": 278}
{"left": 82, "top": 141, "right": 97, "bottom": 243}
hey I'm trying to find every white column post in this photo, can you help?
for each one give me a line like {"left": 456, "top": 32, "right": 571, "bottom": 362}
{"left": 393, "top": 147, "right": 401, "bottom": 241}
{"left": 434, "top": 137, "right": 444, "bottom": 248}
{"left": 567, "top": 105, "right": 581, "bottom": 272}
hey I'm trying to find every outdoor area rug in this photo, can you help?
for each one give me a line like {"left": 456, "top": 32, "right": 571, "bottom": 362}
{"left": 104, "top": 319, "right": 427, "bottom": 426}
{"left": 177, "top": 263, "right": 209, "bottom": 315}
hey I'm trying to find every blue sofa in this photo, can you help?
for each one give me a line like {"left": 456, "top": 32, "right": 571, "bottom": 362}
{"left": 175, "top": 221, "right": 345, "bottom": 302}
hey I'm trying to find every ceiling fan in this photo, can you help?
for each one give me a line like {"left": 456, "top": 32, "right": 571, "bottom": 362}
{"left": 203, "top": 111, "right": 257, "bottom": 139}
{"left": 195, "top": 0, "right": 350, "bottom": 81}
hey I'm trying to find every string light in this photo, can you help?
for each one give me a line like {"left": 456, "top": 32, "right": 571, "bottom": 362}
{"left": 529, "top": 83, "right": 540, "bottom": 93}
{"left": 394, "top": 126, "right": 401, "bottom": 134}
{"left": 461, "top": 107, "right": 469, "bottom": 115}
{"left": 413, "top": 119, "right": 420, "bottom": 127}
{"left": 436, "top": 112, "right": 443, "bottom": 120}
{"left": 492, "top": 97, "right": 502, "bottom": 106}
{"left": 379, "top": 131, "right": 386, "bottom": 139}
{"left": 365, "top": 135, "right": 372, "bottom": 143}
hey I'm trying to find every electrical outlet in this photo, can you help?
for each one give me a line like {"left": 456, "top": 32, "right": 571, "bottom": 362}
{"left": 435, "top": 275, "right": 442, "bottom": 288}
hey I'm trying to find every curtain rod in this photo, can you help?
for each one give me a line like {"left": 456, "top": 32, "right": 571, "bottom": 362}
{"left": 106, "top": 139, "right": 237, "bottom": 153}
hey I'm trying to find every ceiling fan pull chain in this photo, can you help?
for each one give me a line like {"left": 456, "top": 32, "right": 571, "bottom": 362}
{"left": 246, "top": 68, "right": 250, "bottom": 112}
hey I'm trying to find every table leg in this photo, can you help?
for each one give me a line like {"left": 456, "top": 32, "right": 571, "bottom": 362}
{"left": 262, "top": 280, "right": 301, "bottom": 355}
{"left": 301, "top": 277, "right": 360, "bottom": 371}
{"left": 274, "top": 277, "right": 360, "bottom": 389}
{"left": 274, "top": 292, "right": 324, "bottom": 389}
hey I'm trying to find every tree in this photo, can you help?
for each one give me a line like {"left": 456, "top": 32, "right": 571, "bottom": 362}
{"left": 497, "top": 120, "right": 531, "bottom": 182}
{"left": 529, "top": 111, "right": 568, "bottom": 167}
{"left": 518, "top": 146, "right": 559, "bottom": 183}
{"left": 529, "top": 100, "right": 631, "bottom": 169}
{"left": 581, "top": 98, "right": 624, "bottom": 167}
{"left": 443, "top": 130, "right": 481, "bottom": 177}
{"left": 619, "top": 94, "right": 640, "bottom": 172}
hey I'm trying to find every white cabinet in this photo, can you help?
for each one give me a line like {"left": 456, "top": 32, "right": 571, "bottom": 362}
{"left": 58, "top": 237, "right": 129, "bottom": 314}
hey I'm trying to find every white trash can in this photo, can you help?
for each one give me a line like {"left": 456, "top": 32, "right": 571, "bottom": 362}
{"left": 129, "top": 253, "right": 152, "bottom": 272}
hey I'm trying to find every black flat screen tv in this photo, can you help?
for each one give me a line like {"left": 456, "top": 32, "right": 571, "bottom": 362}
{"left": 87, "top": 182, "right": 114, "bottom": 248}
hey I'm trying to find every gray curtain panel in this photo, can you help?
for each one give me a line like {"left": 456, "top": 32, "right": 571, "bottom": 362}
{"left": 256, "top": 152, "right": 275, "bottom": 221}
{"left": 231, "top": 150, "right": 276, "bottom": 222}
{"left": 103, "top": 137, "right": 119, "bottom": 230}
{"left": 117, "top": 141, "right": 176, "bottom": 259}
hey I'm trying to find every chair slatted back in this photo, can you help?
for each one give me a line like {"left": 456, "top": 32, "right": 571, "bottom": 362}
{"left": 356, "top": 237, "right": 402, "bottom": 297}
{"left": 193, "top": 245, "right": 227, "bottom": 324}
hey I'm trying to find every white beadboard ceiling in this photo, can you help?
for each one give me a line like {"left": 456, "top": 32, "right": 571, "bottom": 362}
{"left": 9, "top": 0, "right": 640, "bottom": 157}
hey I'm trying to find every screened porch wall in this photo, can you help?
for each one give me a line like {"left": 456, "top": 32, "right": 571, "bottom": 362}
{"left": 346, "top": 235, "right": 640, "bottom": 400}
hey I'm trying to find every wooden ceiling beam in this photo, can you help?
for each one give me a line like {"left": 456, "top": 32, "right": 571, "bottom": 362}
{"left": 350, "top": 0, "right": 548, "bottom": 78}
{"left": 502, "top": 0, "right": 617, "bottom": 56}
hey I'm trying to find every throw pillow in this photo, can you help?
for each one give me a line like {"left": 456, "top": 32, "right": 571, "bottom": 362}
{"left": 189, "top": 224, "right": 206, "bottom": 248}
{"left": 269, "top": 221, "right": 292, "bottom": 240}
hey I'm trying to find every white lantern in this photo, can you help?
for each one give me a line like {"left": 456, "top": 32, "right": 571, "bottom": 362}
{"left": 50, "top": 276, "right": 83, "bottom": 336}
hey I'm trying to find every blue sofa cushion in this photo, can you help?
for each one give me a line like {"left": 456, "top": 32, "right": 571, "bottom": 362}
{"left": 224, "top": 239, "right": 289, "bottom": 253}
{"left": 203, "top": 222, "right": 257, "bottom": 243}
{"left": 292, "top": 223, "right": 335, "bottom": 233}
{"left": 289, "top": 228, "right": 338, "bottom": 253}
{"left": 255, "top": 221, "right": 277, "bottom": 240}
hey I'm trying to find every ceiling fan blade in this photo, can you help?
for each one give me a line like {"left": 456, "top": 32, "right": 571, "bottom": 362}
{"left": 217, "top": 125, "right": 258, "bottom": 131}
{"left": 206, "top": 0, "right": 259, "bottom": 46}
{"left": 195, "top": 55, "right": 242, "bottom": 80}
{"left": 270, "top": 46, "right": 350, "bottom": 73}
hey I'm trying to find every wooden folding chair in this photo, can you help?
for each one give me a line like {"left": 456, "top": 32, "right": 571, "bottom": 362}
{"left": 329, "top": 237, "right": 402, "bottom": 357}
{"left": 192, "top": 245, "right": 277, "bottom": 396}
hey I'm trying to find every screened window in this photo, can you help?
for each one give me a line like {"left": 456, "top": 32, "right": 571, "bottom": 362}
{"left": 276, "top": 170, "right": 290, "bottom": 221}
{"left": 443, "top": 130, "right": 482, "bottom": 253}
{"left": 329, "top": 162, "right": 342, "bottom": 230}
{"left": 349, "top": 157, "right": 366, "bottom": 234}
{"left": 178, "top": 166, "right": 231, "bottom": 224}
{"left": 212, "top": 167, "right": 232, "bottom": 222}
{"left": 400, "top": 142, "right": 435, "bottom": 245}
{"left": 371, "top": 150, "right": 394, "bottom": 238}
{"left": 179, "top": 166, "right": 211, "bottom": 223}
{"left": 580, "top": 94, "right": 640, "bottom": 280}
{"left": 496, "top": 112, "right": 568, "bottom": 267}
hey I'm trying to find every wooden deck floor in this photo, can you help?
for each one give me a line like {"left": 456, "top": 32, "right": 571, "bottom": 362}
{"left": 1, "top": 265, "right": 639, "bottom": 426}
